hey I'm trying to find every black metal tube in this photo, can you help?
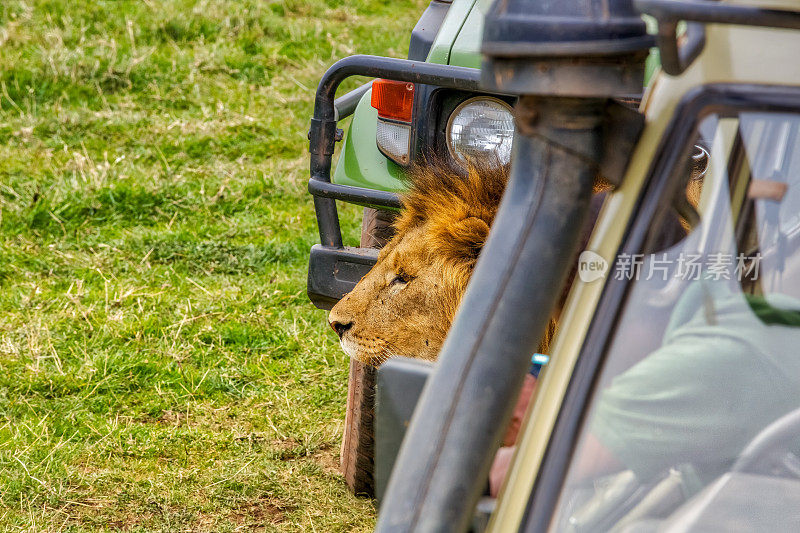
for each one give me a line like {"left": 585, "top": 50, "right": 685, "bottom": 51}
{"left": 310, "top": 144, "right": 342, "bottom": 247}
{"left": 313, "top": 55, "right": 482, "bottom": 123}
{"left": 375, "top": 98, "right": 601, "bottom": 532}
{"left": 334, "top": 80, "right": 373, "bottom": 120}
{"left": 654, "top": 21, "right": 705, "bottom": 77}
{"left": 636, "top": 0, "right": 800, "bottom": 29}
{"left": 313, "top": 197, "right": 343, "bottom": 248}
{"left": 308, "top": 179, "right": 401, "bottom": 209}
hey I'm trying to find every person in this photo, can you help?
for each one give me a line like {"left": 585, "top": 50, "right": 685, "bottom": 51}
{"left": 581, "top": 279, "right": 800, "bottom": 484}
{"left": 491, "top": 278, "right": 800, "bottom": 500}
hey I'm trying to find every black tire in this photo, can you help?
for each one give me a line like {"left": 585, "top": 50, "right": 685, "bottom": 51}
{"left": 339, "top": 208, "right": 396, "bottom": 497}
{"left": 340, "top": 358, "right": 377, "bottom": 496}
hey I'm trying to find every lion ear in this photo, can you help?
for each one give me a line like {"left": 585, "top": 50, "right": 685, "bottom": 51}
{"left": 440, "top": 216, "right": 490, "bottom": 262}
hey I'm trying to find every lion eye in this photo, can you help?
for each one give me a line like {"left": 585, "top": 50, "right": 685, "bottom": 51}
{"left": 390, "top": 271, "right": 413, "bottom": 287}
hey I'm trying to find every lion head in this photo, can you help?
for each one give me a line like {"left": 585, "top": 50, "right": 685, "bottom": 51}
{"left": 328, "top": 162, "right": 555, "bottom": 366}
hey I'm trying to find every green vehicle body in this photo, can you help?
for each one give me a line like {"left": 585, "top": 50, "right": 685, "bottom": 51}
{"left": 332, "top": 0, "right": 480, "bottom": 195}
{"left": 332, "top": 0, "right": 661, "bottom": 196}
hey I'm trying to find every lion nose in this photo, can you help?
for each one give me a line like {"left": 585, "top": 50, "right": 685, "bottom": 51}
{"left": 330, "top": 320, "right": 353, "bottom": 339}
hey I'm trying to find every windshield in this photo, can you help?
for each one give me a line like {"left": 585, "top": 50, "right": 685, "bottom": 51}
{"left": 549, "top": 110, "right": 800, "bottom": 532}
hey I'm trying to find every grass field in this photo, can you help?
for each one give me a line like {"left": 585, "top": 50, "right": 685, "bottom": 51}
{"left": 0, "top": 1, "right": 426, "bottom": 530}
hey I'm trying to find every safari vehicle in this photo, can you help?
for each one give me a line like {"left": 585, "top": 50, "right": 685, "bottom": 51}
{"left": 358, "top": 0, "right": 800, "bottom": 531}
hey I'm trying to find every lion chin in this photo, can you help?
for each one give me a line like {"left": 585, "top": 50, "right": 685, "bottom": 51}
{"left": 328, "top": 161, "right": 557, "bottom": 367}
{"left": 337, "top": 336, "right": 391, "bottom": 367}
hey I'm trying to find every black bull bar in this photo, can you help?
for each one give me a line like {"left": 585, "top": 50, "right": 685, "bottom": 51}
{"left": 306, "top": 55, "right": 484, "bottom": 310}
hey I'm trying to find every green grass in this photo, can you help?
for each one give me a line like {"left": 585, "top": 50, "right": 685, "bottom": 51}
{"left": 0, "top": 0, "right": 426, "bottom": 530}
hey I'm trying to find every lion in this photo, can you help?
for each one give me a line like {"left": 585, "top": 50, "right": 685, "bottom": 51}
{"left": 328, "top": 162, "right": 557, "bottom": 366}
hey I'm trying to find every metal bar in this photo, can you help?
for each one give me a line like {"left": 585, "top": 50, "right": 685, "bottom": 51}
{"left": 308, "top": 179, "right": 401, "bottom": 209}
{"left": 312, "top": 196, "right": 343, "bottom": 248}
{"left": 653, "top": 20, "right": 705, "bottom": 76}
{"left": 636, "top": 0, "right": 800, "bottom": 29}
{"left": 314, "top": 55, "right": 482, "bottom": 123}
{"left": 334, "top": 80, "right": 373, "bottom": 120}
{"left": 310, "top": 145, "right": 342, "bottom": 247}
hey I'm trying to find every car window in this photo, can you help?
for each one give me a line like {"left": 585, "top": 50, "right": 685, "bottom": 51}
{"left": 549, "top": 111, "right": 800, "bottom": 532}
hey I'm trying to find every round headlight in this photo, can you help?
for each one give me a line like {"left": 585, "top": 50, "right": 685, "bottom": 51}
{"left": 446, "top": 97, "right": 514, "bottom": 167}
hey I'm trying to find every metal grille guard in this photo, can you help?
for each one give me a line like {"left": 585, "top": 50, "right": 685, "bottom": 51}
{"left": 306, "top": 55, "right": 483, "bottom": 310}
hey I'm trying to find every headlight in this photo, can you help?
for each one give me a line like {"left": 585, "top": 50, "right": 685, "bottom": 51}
{"left": 447, "top": 96, "right": 514, "bottom": 165}
{"left": 447, "top": 97, "right": 514, "bottom": 167}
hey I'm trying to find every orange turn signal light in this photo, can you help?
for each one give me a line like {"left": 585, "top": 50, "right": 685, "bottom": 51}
{"left": 371, "top": 79, "right": 415, "bottom": 123}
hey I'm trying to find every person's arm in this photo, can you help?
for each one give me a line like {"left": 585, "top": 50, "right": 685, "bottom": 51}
{"left": 572, "top": 433, "right": 623, "bottom": 481}
{"left": 502, "top": 374, "right": 538, "bottom": 446}
{"left": 489, "top": 433, "right": 622, "bottom": 497}
{"left": 489, "top": 446, "right": 516, "bottom": 497}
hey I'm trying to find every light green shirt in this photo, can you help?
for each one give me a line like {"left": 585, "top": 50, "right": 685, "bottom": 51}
{"left": 593, "top": 281, "right": 800, "bottom": 482}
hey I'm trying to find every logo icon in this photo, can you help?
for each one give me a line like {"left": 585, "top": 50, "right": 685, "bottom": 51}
{"left": 578, "top": 251, "right": 608, "bottom": 283}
